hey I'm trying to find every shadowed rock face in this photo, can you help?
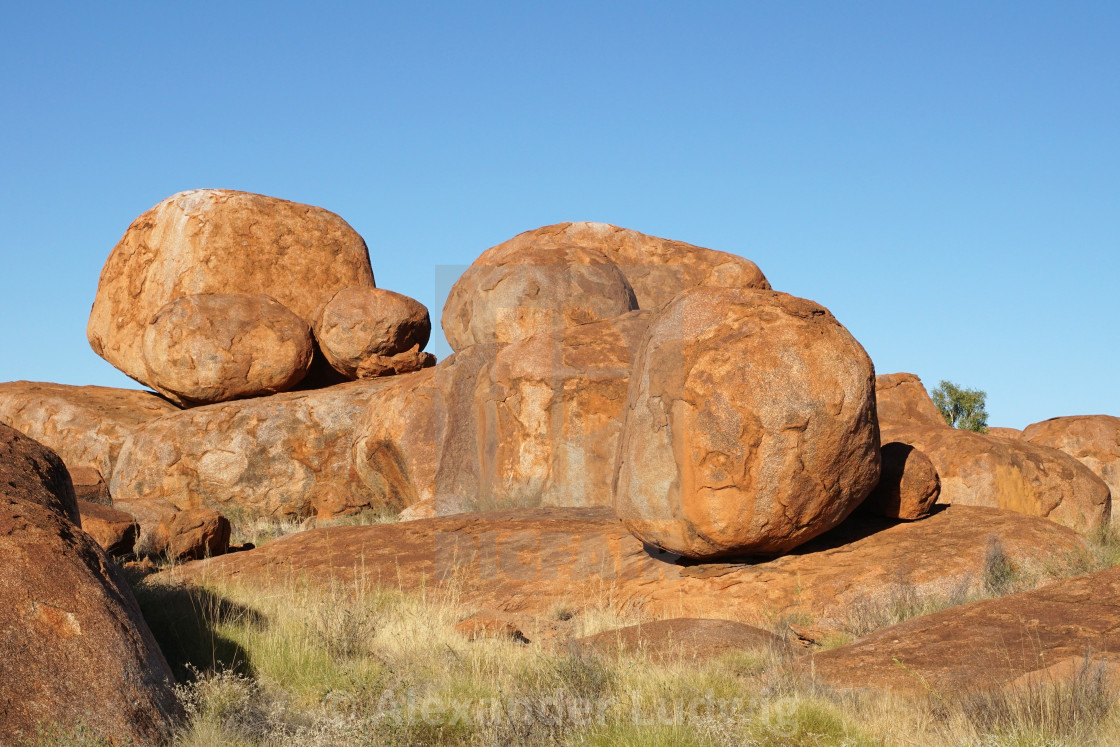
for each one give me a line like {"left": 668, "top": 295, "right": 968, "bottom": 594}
{"left": 875, "top": 372, "right": 947, "bottom": 429}
{"left": 0, "top": 424, "right": 78, "bottom": 525}
{"left": 463, "top": 222, "right": 771, "bottom": 313}
{"left": 614, "top": 288, "right": 880, "bottom": 558}
{"left": 0, "top": 381, "right": 178, "bottom": 480}
{"left": 1, "top": 439, "right": 178, "bottom": 743}
{"left": 1023, "top": 415, "right": 1120, "bottom": 523}
{"left": 883, "top": 424, "right": 1111, "bottom": 531}
{"left": 142, "top": 293, "right": 314, "bottom": 406}
{"left": 110, "top": 377, "right": 402, "bottom": 528}
{"left": 355, "top": 312, "right": 650, "bottom": 515}
{"left": 87, "top": 188, "right": 374, "bottom": 388}
{"left": 442, "top": 244, "right": 639, "bottom": 352}
{"left": 164, "top": 505, "right": 1084, "bottom": 626}
{"left": 77, "top": 500, "right": 139, "bottom": 557}
{"left": 802, "top": 565, "right": 1120, "bottom": 695}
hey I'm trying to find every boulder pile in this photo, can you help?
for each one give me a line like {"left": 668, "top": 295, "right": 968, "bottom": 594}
{"left": 2, "top": 189, "right": 1118, "bottom": 734}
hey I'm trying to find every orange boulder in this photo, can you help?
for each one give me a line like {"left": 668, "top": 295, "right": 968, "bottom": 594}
{"left": 1023, "top": 415, "right": 1120, "bottom": 521}
{"left": 875, "top": 372, "right": 946, "bottom": 429}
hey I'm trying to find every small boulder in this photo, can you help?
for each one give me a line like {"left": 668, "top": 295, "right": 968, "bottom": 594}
{"left": 0, "top": 424, "right": 78, "bottom": 524}
{"left": 87, "top": 189, "right": 375, "bottom": 389}
{"left": 441, "top": 244, "right": 638, "bottom": 351}
{"left": 356, "top": 344, "right": 437, "bottom": 379}
{"left": 78, "top": 500, "right": 139, "bottom": 557}
{"left": 875, "top": 373, "right": 947, "bottom": 429}
{"left": 1023, "top": 415, "right": 1120, "bottom": 522}
{"left": 883, "top": 424, "right": 1110, "bottom": 531}
{"left": 987, "top": 427, "right": 1024, "bottom": 440}
{"left": 614, "top": 288, "right": 880, "bottom": 558}
{"left": 315, "top": 287, "right": 432, "bottom": 378}
{"left": 148, "top": 509, "right": 231, "bottom": 562}
{"left": 142, "top": 293, "right": 314, "bottom": 405}
{"left": 69, "top": 466, "right": 111, "bottom": 505}
{"left": 860, "top": 442, "right": 940, "bottom": 520}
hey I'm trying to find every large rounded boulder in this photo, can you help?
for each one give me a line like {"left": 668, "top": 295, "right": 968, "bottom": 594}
{"left": 441, "top": 244, "right": 638, "bottom": 351}
{"left": 142, "top": 293, "right": 314, "bottom": 405}
{"left": 1023, "top": 415, "right": 1120, "bottom": 521}
{"left": 474, "top": 222, "right": 771, "bottom": 312}
{"left": 613, "top": 288, "right": 881, "bottom": 559}
{"left": 883, "top": 424, "right": 1111, "bottom": 531}
{"left": 87, "top": 189, "right": 374, "bottom": 388}
{"left": 315, "top": 287, "right": 431, "bottom": 378}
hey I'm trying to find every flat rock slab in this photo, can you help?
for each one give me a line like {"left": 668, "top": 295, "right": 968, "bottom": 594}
{"left": 801, "top": 565, "right": 1120, "bottom": 695}
{"left": 164, "top": 505, "right": 1085, "bottom": 624}
{"left": 575, "top": 618, "right": 787, "bottom": 662}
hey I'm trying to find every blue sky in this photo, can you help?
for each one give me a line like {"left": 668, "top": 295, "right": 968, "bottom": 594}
{"left": 1, "top": 2, "right": 1116, "bottom": 428}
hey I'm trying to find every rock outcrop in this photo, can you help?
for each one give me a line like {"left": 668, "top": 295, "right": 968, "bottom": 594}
{"left": 882, "top": 425, "right": 1110, "bottom": 531}
{"left": 87, "top": 189, "right": 374, "bottom": 389}
{"left": 111, "top": 378, "right": 402, "bottom": 527}
{"left": 0, "top": 435, "right": 178, "bottom": 743}
{"left": 875, "top": 373, "right": 946, "bottom": 429}
{"left": 0, "top": 381, "right": 178, "bottom": 479}
{"left": 315, "top": 287, "right": 431, "bottom": 378}
{"left": 356, "top": 344, "right": 437, "bottom": 379}
{"left": 441, "top": 244, "right": 639, "bottom": 351}
{"left": 466, "top": 222, "right": 771, "bottom": 312}
{"left": 986, "top": 427, "right": 1023, "bottom": 440}
{"left": 0, "top": 424, "right": 78, "bottom": 525}
{"left": 148, "top": 509, "right": 231, "bottom": 562}
{"left": 78, "top": 500, "right": 140, "bottom": 556}
{"left": 166, "top": 505, "right": 1084, "bottom": 625}
{"left": 860, "top": 442, "right": 940, "bottom": 520}
{"left": 1023, "top": 415, "right": 1120, "bottom": 521}
{"left": 614, "top": 288, "right": 880, "bottom": 558}
{"left": 802, "top": 565, "right": 1120, "bottom": 695}
{"left": 69, "top": 466, "right": 111, "bottom": 505}
{"left": 141, "top": 293, "right": 314, "bottom": 405}
{"left": 355, "top": 313, "right": 649, "bottom": 515}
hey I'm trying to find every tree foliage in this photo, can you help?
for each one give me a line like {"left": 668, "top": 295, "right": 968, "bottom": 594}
{"left": 932, "top": 380, "right": 989, "bottom": 433}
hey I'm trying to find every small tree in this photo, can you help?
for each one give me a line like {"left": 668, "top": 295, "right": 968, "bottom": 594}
{"left": 932, "top": 380, "right": 989, "bottom": 433}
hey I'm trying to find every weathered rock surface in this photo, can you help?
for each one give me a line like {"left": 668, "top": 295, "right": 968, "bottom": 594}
{"left": 356, "top": 344, "right": 437, "bottom": 379}
{"left": 355, "top": 313, "right": 649, "bottom": 515}
{"left": 576, "top": 618, "right": 787, "bottom": 662}
{"left": 148, "top": 509, "right": 231, "bottom": 562}
{"left": 875, "top": 373, "right": 947, "bottom": 429}
{"left": 802, "top": 565, "right": 1120, "bottom": 695}
{"left": 0, "top": 424, "right": 78, "bottom": 524}
{"left": 316, "top": 287, "right": 431, "bottom": 378}
{"left": 111, "top": 378, "right": 401, "bottom": 527}
{"left": 882, "top": 425, "right": 1110, "bottom": 531}
{"left": 87, "top": 189, "right": 374, "bottom": 387}
{"left": 860, "top": 442, "right": 940, "bottom": 520}
{"left": 69, "top": 466, "right": 111, "bottom": 505}
{"left": 442, "top": 244, "right": 638, "bottom": 351}
{"left": 614, "top": 288, "right": 880, "bottom": 558}
{"left": 1, "top": 455, "right": 177, "bottom": 742}
{"left": 987, "top": 427, "right": 1023, "bottom": 440}
{"left": 0, "top": 381, "right": 178, "bottom": 479}
{"left": 78, "top": 500, "right": 139, "bottom": 557}
{"left": 1023, "top": 415, "right": 1120, "bottom": 522}
{"left": 166, "top": 505, "right": 1084, "bottom": 626}
{"left": 469, "top": 222, "right": 771, "bottom": 312}
{"left": 142, "top": 293, "right": 314, "bottom": 405}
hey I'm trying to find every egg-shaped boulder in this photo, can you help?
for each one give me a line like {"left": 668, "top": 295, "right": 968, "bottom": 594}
{"left": 441, "top": 244, "right": 638, "bottom": 351}
{"left": 142, "top": 293, "right": 314, "bottom": 405}
{"left": 87, "top": 189, "right": 374, "bottom": 388}
{"left": 613, "top": 288, "right": 881, "bottom": 559}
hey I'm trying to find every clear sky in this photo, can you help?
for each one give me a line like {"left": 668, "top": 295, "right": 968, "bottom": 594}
{"left": 1, "top": 2, "right": 1117, "bottom": 428}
